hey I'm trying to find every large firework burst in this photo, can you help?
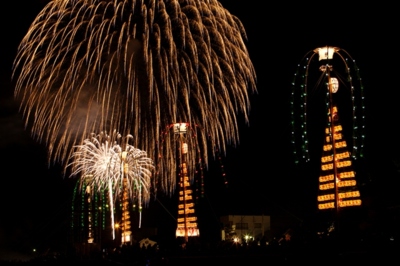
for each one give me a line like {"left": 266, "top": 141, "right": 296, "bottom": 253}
{"left": 13, "top": 0, "right": 257, "bottom": 194}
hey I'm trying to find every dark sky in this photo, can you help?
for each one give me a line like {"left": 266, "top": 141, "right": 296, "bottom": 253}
{"left": 1, "top": 0, "right": 399, "bottom": 253}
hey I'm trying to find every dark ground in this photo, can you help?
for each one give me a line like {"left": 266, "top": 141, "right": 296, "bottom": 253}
{"left": 1, "top": 235, "right": 398, "bottom": 265}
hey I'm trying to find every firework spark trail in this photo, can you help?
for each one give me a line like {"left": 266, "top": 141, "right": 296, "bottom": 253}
{"left": 13, "top": 0, "right": 257, "bottom": 195}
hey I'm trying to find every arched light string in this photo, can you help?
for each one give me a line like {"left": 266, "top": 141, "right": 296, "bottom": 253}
{"left": 290, "top": 50, "right": 317, "bottom": 163}
{"left": 194, "top": 155, "right": 205, "bottom": 203}
{"left": 71, "top": 178, "right": 112, "bottom": 236}
{"left": 94, "top": 190, "right": 98, "bottom": 228}
{"left": 71, "top": 180, "right": 79, "bottom": 229}
{"left": 81, "top": 182, "right": 86, "bottom": 228}
{"left": 138, "top": 183, "right": 143, "bottom": 227}
{"left": 325, "top": 67, "right": 332, "bottom": 143}
{"left": 87, "top": 182, "right": 114, "bottom": 240}
{"left": 356, "top": 62, "right": 366, "bottom": 158}
{"left": 291, "top": 47, "right": 366, "bottom": 163}
{"left": 212, "top": 147, "right": 228, "bottom": 188}
{"left": 290, "top": 66, "right": 299, "bottom": 163}
{"left": 102, "top": 189, "right": 106, "bottom": 230}
{"left": 218, "top": 151, "right": 228, "bottom": 188}
{"left": 188, "top": 126, "right": 205, "bottom": 201}
{"left": 332, "top": 49, "right": 366, "bottom": 159}
{"left": 352, "top": 59, "right": 366, "bottom": 159}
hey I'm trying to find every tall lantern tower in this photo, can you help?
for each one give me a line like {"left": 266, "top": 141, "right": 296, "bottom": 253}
{"left": 120, "top": 151, "right": 132, "bottom": 245}
{"left": 315, "top": 49, "right": 362, "bottom": 212}
{"left": 291, "top": 46, "right": 366, "bottom": 228}
{"left": 174, "top": 123, "right": 200, "bottom": 243}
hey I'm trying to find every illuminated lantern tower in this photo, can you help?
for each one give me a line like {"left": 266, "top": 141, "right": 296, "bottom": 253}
{"left": 174, "top": 123, "right": 200, "bottom": 243}
{"left": 316, "top": 48, "right": 362, "bottom": 212}
{"left": 120, "top": 151, "right": 132, "bottom": 245}
{"left": 318, "top": 105, "right": 362, "bottom": 210}
{"left": 291, "top": 46, "right": 366, "bottom": 215}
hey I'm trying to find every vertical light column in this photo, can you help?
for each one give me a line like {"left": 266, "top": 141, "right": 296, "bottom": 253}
{"left": 317, "top": 74, "right": 361, "bottom": 210}
{"left": 120, "top": 151, "right": 132, "bottom": 244}
{"left": 174, "top": 123, "right": 200, "bottom": 243}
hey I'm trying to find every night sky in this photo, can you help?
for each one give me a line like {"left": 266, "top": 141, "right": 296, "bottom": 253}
{"left": 1, "top": 0, "right": 399, "bottom": 254}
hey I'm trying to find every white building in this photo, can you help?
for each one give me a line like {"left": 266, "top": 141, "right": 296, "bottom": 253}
{"left": 220, "top": 215, "right": 271, "bottom": 243}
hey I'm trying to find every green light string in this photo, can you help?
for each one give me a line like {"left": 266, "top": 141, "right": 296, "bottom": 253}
{"left": 297, "top": 63, "right": 308, "bottom": 161}
{"left": 291, "top": 51, "right": 315, "bottom": 163}
{"left": 193, "top": 155, "right": 205, "bottom": 204}
{"left": 344, "top": 58, "right": 359, "bottom": 159}
{"left": 119, "top": 180, "right": 123, "bottom": 211}
{"left": 339, "top": 49, "right": 366, "bottom": 159}
{"left": 131, "top": 180, "right": 137, "bottom": 212}
{"left": 290, "top": 66, "right": 299, "bottom": 163}
{"left": 94, "top": 186, "right": 98, "bottom": 228}
{"left": 196, "top": 146, "right": 205, "bottom": 200}
{"left": 102, "top": 188, "right": 106, "bottom": 230}
{"left": 302, "top": 61, "right": 310, "bottom": 162}
{"left": 219, "top": 155, "right": 227, "bottom": 188}
{"left": 200, "top": 159, "right": 205, "bottom": 197}
{"left": 352, "top": 60, "right": 366, "bottom": 158}
{"left": 194, "top": 164, "right": 200, "bottom": 203}
{"left": 188, "top": 124, "right": 205, "bottom": 201}
{"left": 71, "top": 180, "right": 79, "bottom": 229}
{"left": 325, "top": 73, "right": 332, "bottom": 145}
{"left": 81, "top": 182, "right": 86, "bottom": 228}
{"left": 137, "top": 182, "right": 141, "bottom": 212}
